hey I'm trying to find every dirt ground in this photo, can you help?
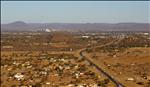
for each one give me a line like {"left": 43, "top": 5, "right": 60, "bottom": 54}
{"left": 86, "top": 47, "right": 150, "bottom": 87}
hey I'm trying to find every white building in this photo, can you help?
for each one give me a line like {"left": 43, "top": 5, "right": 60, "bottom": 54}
{"left": 82, "top": 35, "right": 90, "bottom": 38}
{"left": 45, "top": 29, "right": 52, "bottom": 32}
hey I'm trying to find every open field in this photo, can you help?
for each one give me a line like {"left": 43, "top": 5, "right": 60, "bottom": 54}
{"left": 84, "top": 33, "right": 150, "bottom": 87}
{"left": 86, "top": 47, "right": 150, "bottom": 87}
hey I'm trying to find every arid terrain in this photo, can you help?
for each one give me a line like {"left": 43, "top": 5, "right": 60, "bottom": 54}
{"left": 1, "top": 31, "right": 150, "bottom": 87}
{"left": 1, "top": 1, "right": 150, "bottom": 87}
{"left": 85, "top": 32, "right": 150, "bottom": 87}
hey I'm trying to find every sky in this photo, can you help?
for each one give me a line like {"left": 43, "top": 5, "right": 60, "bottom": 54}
{"left": 1, "top": 1, "right": 150, "bottom": 23}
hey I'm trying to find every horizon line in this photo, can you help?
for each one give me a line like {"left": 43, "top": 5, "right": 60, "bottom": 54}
{"left": 2, "top": 21, "right": 150, "bottom": 24}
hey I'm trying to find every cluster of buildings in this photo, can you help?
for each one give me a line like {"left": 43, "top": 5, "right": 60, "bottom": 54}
{"left": 1, "top": 52, "right": 110, "bottom": 87}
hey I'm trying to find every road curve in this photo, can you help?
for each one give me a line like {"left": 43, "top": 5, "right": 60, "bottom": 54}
{"left": 79, "top": 49, "right": 125, "bottom": 87}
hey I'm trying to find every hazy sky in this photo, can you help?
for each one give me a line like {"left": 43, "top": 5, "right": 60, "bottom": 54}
{"left": 1, "top": 1, "right": 150, "bottom": 23}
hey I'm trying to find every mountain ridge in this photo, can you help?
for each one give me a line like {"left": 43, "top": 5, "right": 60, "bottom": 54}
{"left": 1, "top": 21, "right": 150, "bottom": 32}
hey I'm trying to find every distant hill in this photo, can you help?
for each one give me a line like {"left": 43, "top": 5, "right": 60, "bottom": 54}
{"left": 1, "top": 21, "right": 35, "bottom": 31}
{"left": 1, "top": 21, "right": 150, "bottom": 32}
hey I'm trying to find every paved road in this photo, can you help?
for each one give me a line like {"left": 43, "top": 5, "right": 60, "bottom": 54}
{"left": 79, "top": 49, "right": 125, "bottom": 87}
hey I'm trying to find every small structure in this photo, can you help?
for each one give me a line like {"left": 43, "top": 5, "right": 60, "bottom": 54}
{"left": 14, "top": 73, "right": 24, "bottom": 80}
{"left": 126, "top": 77, "right": 134, "bottom": 81}
{"left": 2, "top": 46, "right": 13, "bottom": 49}
{"left": 45, "top": 29, "right": 52, "bottom": 32}
{"left": 143, "top": 33, "right": 149, "bottom": 35}
{"left": 82, "top": 36, "right": 90, "bottom": 38}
